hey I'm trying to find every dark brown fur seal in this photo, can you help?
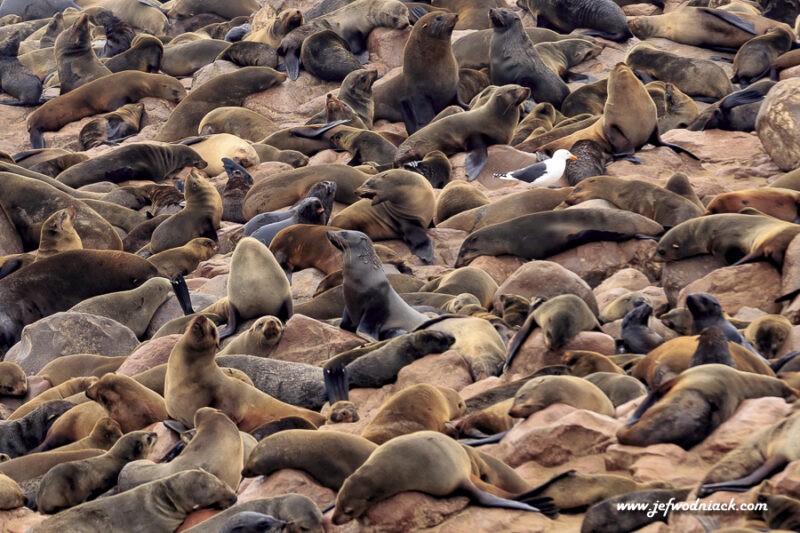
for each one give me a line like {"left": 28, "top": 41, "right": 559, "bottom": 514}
{"left": 0, "top": 400, "right": 74, "bottom": 458}
{"left": 103, "top": 33, "right": 163, "bottom": 74}
{"left": 372, "top": 11, "right": 460, "bottom": 134}
{"left": 27, "top": 71, "right": 185, "bottom": 149}
{"left": 155, "top": 67, "right": 286, "bottom": 142}
{"left": 517, "top": 0, "right": 631, "bottom": 42}
{"left": 300, "top": 29, "right": 361, "bottom": 82}
{"left": 0, "top": 30, "right": 43, "bottom": 105}
{"left": 78, "top": 102, "right": 145, "bottom": 150}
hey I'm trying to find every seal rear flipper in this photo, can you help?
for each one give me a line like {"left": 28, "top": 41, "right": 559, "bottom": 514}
{"left": 504, "top": 312, "right": 538, "bottom": 372}
{"left": 624, "top": 378, "right": 676, "bottom": 428}
{"left": 709, "top": 55, "right": 734, "bottom": 63}
{"left": 697, "top": 455, "right": 788, "bottom": 497}
{"left": 171, "top": 274, "right": 195, "bottom": 315}
{"left": 217, "top": 303, "right": 240, "bottom": 340}
{"left": 284, "top": 51, "right": 302, "bottom": 81}
{"left": 324, "top": 365, "right": 350, "bottom": 403}
{"left": 580, "top": 29, "right": 632, "bottom": 43}
{"left": 465, "top": 482, "right": 557, "bottom": 518}
{"left": 459, "top": 431, "right": 508, "bottom": 446}
{"left": 769, "top": 350, "right": 800, "bottom": 372}
{"left": 701, "top": 8, "right": 756, "bottom": 35}
{"left": 647, "top": 130, "right": 700, "bottom": 160}
{"left": 465, "top": 136, "right": 488, "bottom": 181}
{"left": 159, "top": 440, "right": 186, "bottom": 462}
{"left": 289, "top": 119, "right": 349, "bottom": 138}
{"left": 29, "top": 129, "right": 45, "bottom": 150}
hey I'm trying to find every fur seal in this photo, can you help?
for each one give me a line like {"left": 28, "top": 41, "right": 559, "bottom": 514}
{"left": 564, "top": 176, "right": 703, "bottom": 228}
{"left": 147, "top": 237, "right": 218, "bottom": 278}
{"left": 0, "top": 0, "right": 81, "bottom": 21}
{"left": 0, "top": 472, "right": 24, "bottom": 510}
{"left": 327, "top": 229, "right": 428, "bottom": 340}
{"left": 361, "top": 384, "right": 466, "bottom": 444}
{"left": 455, "top": 207, "right": 663, "bottom": 267}
{"left": 164, "top": 315, "right": 325, "bottom": 432}
{"left": 689, "top": 326, "right": 736, "bottom": 368}
{"left": 0, "top": 30, "right": 43, "bottom": 105}
{"left": 268, "top": 224, "right": 348, "bottom": 277}
{"left": 580, "top": 488, "right": 691, "bottom": 533}
{"left": 744, "top": 314, "right": 792, "bottom": 359}
{"left": 435, "top": 182, "right": 488, "bottom": 224}
{"left": 564, "top": 351, "right": 625, "bottom": 376}
{"left": 89, "top": 8, "right": 134, "bottom": 59}
{"left": 705, "top": 187, "right": 800, "bottom": 222}
{"left": 36, "top": 430, "right": 156, "bottom": 514}
{"left": 12, "top": 149, "right": 87, "bottom": 179}
{"left": 56, "top": 143, "right": 206, "bottom": 188}
{"left": 198, "top": 107, "right": 277, "bottom": 141}
{"left": 733, "top": 26, "right": 794, "bottom": 84}
{"left": 510, "top": 375, "right": 615, "bottom": 417}
{"left": 0, "top": 250, "right": 158, "bottom": 355}
{"left": 168, "top": 0, "right": 259, "bottom": 20}
{"left": 517, "top": 0, "right": 631, "bottom": 42}
{"left": 0, "top": 361, "right": 27, "bottom": 398}
{"left": 217, "top": 315, "right": 283, "bottom": 357}
{"left": 27, "top": 71, "right": 185, "bottom": 149}
{"left": 0, "top": 400, "right": 74, "bottom": 458}
{"left": 55, "top": 14, "right": 111, "bottom": 94}
{"left": 249, "top": 197, "right": 327, "bottom": 247}
{"left": 655, "top": 209, "right": 800, "bottom": 267}
{"left": 618, "top": 364, "right": 797, "bottom": 449}
{"left": 30, "top": 469, "right": 237, "bottom": 533}
{"left": 220, "top": 158, "right": 254, "bottom": 223}
{"left": 394, "top": 84, "right": 531, "bottom": 180}
{"left": 242, "top": 430, "right": 377, "bottom": 490}
{"left": 78, "top": 103, "right": 144, "bottom": 150}
{"left": 309, "top": 68, "right": 377, "bottom": 129}
{"left": 330, "top": 169, "right": 436, "bottom": 263}
{"left": 584, "top": 372, "right": 646, "bottom": 407}
{"left": 85, "top": 374, "right": 168, "bottom": 433}
{"left": 372, "top": 11, "right": 460, "bottom": 134}
{"left": 36, "top": 355, "right": 125, "bottom": 388}
{"left": 245, "top": 8, "right": 303, "bottom": 48}
{"left": 403, "top": 149, "right": 452, "bottom": 188}
{"left": 300, "top": 29, "right": 361, "bottom": 82}
{"left": 181, "top": 494, "right": 323, "bottom": 533}
{"left": 161, "top": 39, "right": 231, "bottom": 77}
{"left": 329, "top": 125, "right": 398, "bottom": 167}
{"left": 103, "top": 33, "right": 163, "bottom": 74}
{"left": 118, "top": 407, "right": 242, "bottom": 492}
{"left": 215, "top": 41, "right": 278, "bottom": 69}
{"left": 620, "top": 303, "right": 665, "bottom": 354}
{"left": 686, "top": 293, "right": 760, "bottom": 354}
{"left": 332, "top": 431, "right": 556, "bottom": 524}
{"left": 688, "top": 78, "right": 775, "bottom": 132}
{"left": 539, "top": 63, "right": 698, "bottom": 160}
{"left": 180, "top": 134, "right": 259, "bottom": 177}
{"left": 149, "top": 170, "right": 222, "bottom": 254}
{"left": 488, "top": 8, "right": 569, "bottom": 108}
{"left": 155, "top": 67, "right": 286, "bottom": 143}
{"left": 625, "top": 42, "right": 733, "bottom": 100}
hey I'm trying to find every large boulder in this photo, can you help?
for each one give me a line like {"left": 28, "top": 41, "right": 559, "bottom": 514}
{"left": 757, "top": 78, "right": 800, "bottom": 171}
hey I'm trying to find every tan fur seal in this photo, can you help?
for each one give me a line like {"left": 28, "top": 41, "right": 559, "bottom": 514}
{"left": 32, "top": 402, "right": 107, "bottom": 453}
{"left": 149, "top": 170, "right": 222, "bottom": 254}
{"left": 12, "top": 149, "right": 89, "bottom": 178}
{"left": 698, "top": 411, "right": 800, "bottom": 496}
{"left": 420, "top": 267, "right": 498, "bottom": 309}
{"left": 242, "top": 430, "right": 378, "bottom": 490}
{"left": 361, "top": 384, "right": 466, "bottom": 444}
{"left": 655, "top": 209, "right": 800, "bottom": 266}
{"left": 564, "top": 176, "right": 703, "bottom": 227}
{"left": 198, "top": 107, "right": 278, "bottom": 141}
{"left": 488, "top": 8, "right": 569, "bottom": 108}
{"left": 85, "top": 374, "right": 168, "bottom": 433}
{"left": 245, "top": 8, "right": 303, "bottom": 48}
{"left": 155, "top": 67, "right": 286, "bottom": 143}
{"left": 79, "top": 102, "right": 145, "bottom": 150}
{"left": 97, "top": 0, "right": 168, "bottom": 35}
{"left": 330, "top": 169, "right": 436, "bottom": 263}
{"left": 36, "top": 430, "right": 156, "bottom": 514}
{"left": 103, "top": 33, "right": 163, "bottom": 74}
{"left": 0, "top": 361, "right": 27, "bottom": 398}
{"left": 37, "top": 355, "right": 126, "bottom": 387}
{"left": 36, "top": 205, "right": 82, "bottom": 258}
{"left": 733, "top": 26, "right": 794, "bottom": 84}
{"left": 309, "top": 68, "right": 377, "bottom": 129}
{"left": 161, "top": 39, "right": 231, "bottom": 78}
{"left": 165, "top": 315, "right": 325, "bottom": 431}
{"left": 618, "top": 364, "right": 797, "bottom": 449}
{"left": 243, "top": 164, "right": 371, "bottom": 218}
{"left": 517, "top": 0, "right": 631, "bottom": 42}
{"left": 456, "top": 207, "right": 663, "bottom": 267}
{"left": 54, "top": 417, "right": 123, "bottom": 452}
{"left": 168, "top": 0, "right": 258, "bottom": 19}
{"left": 435, "top": 181, "right": 489, "bottom": 224}
{"left": 118, "top": 407, "right": 242, "bottom": 492}
{"left": 183, "top": 134, "right": 260, "bottom": 176}
{"left": 329, "top": 126, "right": 398, "bottom": 168}
{"left": 147, "top": 238, "right": 218, "bottom": 278}
{"left": 27, "top": 71, "right": 185, "bottom": 149}
{"left": 218, "top": 316, "right": 283, "bottom": 357}
{"left": 535, "top": 39, "right": 603, "bottom": 80}
{"left": 627, "top": 7, "right": 792, "bottom": 50}
{"left": 705, "top": 187, "right": 800, "bottom": 222}
{"left": 180, "top": 494, "right": 323, "bottom": 533}
{"left": 30, "top": 469, "right": 236, "bottom": 533}
{"left": 395, "top": 84, "right": 531, "bottom": 180}
{"left": 625, "top": 43, "right": 733, "bottom": 100}
{"left": 563, "top": 351, "right": 625, "bottom": 376}
{"left": 332, "top": 431, "right": 556, "bottom": 524}
{"left": 0, "top": 472, "right": 25, "bottom": 510}
{"left": 327, "top": 230, "right": 428, "bottom": 340}
{"left": 0, "top": 250, "right": 158, "bottom": 355}
{"left": 743, "top": 314, "right": 792, "bottom": 359}
{"left": 268, "top": 224, "right": 347, "bottom": 276}
{"left": 68, "top": 278, "right": 173, "bottom": 339}
{"left": 56, "top": 143, "right": 207, "bottom": 188}
{"left": 584, "top": 372, "right": 647, "bottom": 407}
{"left": 55, "top": 14, "right": 111, "bottom": 94}
{"left": 7, "top": 377, "right": 96, "bottom": 421}
{"left": 509, "top": 375, "right": 615, "bottom": 417}
{"left": 372, "top": 11, "right": 460, "bottom": 133}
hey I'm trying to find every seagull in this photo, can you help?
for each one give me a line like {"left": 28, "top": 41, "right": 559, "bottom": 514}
{"left": 493, "top": 149, "right": 578, "bottom": 187}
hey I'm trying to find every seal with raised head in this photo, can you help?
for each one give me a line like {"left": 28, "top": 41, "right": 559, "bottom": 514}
{"left": 327, "top": 229, "right": 428, "bottom": 340}
{"left": 164, "top": 315, "right": 325, "bottom": 432}
{"left": 103, "top": 33, "right": 163, "bottom": 73}
{"left": 55, "top": 13, "right": 111, "bottom": 94}
{"left": 36, "top": 430, "right": 157, "bottom": 514}
{"left": 27, "top": 71, "right": 185, "bottom": 149}
{"left": 332, "top": 431, "right": 556, "bottom": 524}
{"left": 372, "top": 11, "right": 460, "bottom": 134}
{"left": 147, "top": 237, "right": 218, "bottom": 278}
{"left": 0, "top": 30, "right": 43, "bottom": 105}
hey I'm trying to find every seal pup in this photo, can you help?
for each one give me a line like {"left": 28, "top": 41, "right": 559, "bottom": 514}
{"left": 36, "top": 430, "right": 157, "bottom": 513}
{"left": 78, "top": 102, "right": 145, "bottom": 150}
{"left": 327, "top": 230, "right": 428, "bottom": 340}
{"left": 332, "top": 431, "right": 557, "bottom": 524}
{"left": 372, "top": 11, "right": 460, "bottom": 134}
{"left": 164, "top": 315, "right": 326, "bottom": 431}
{"left": 30, "top": 470, "right": 237, "bottom": 533}
{"left": 488, "top": 8, "right": 570, "bottom": 108}
{"left": 620, "top": 303, "right": 665, "bottom": 354}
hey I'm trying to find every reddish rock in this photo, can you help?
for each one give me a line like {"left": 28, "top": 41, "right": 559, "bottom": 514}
{"left": 5, "top": 312, "right": 139, "bottom": 374}
{"left": 491, "top": 404, "right": 620, "bottom": 467}
{"left": 507, "top": 330, "right": 616, "bottom": 377}
{"left": 395, "top": 350, "right": 473, "bottom": 392}
{"left": 677, "top": 263, "right": 782, "bottom": 315}
{"left": 429, "top": 505, "right": 556, "bottom": 533}
{"left": 0, "top": 509, "right": 46, "bottom": 533}
{"left": 245, "top": 72, "right": 338, "bottom": 123}
{"left": 217, "top": 223, "right": 243, "bottom": 255}
{"left": 193, "top": 257, "right": 231, "bottom": 279}
{"left": 493, "top": 260, "right": 598, "bottom": 314}
{"left": 468, "top": 256, "right": 527, "bottom": 287}
{"left": 668, "top": 488, "right": 760, "bottom": 532}
{"left": 269, "top": 314, "right": 363, "bottom": 365}
{"left": 604, "top": 443, "right": 705, "bottom": 487}
{"left": 290, "top": 268, "right": 326, "bottom": 303}
{"left": 117, "top": 335, "right": 181, "bottom": 376}
{"left": 756, "top": 78, "right": 800, "bottom": 171}
{"left": 143, "top": 422, "right": 180, "bottom": 462}
{"left": 594, "top": 268, "right": 651, "bottom": 301}
{"left": 195, "top": 275, "right": 228, "bottom": 299}
{"left": 237, "top": 470, "right": 335, "bottom": 508}
{"left": 661, "top": 255, "right": 728, "bottom": 306}
{"left": 766, "top": 459, "right": 800, "bottom": 497}
{"left": 191, "top": 60, "right": 239, "bottom": 88}
{"left": 548, "top": 239, "right": 661, "bottom": 288}
{"left": 366, "top": 27, "right": 410, "bottom": 75}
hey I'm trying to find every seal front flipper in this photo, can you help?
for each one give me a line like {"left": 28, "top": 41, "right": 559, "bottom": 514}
{"left": 289, "top": 119, "right": 349, "bottom": 138}
{"left": 624, "top": 379, "right": 674, "bottom": 428}
{"left": 217, "top": 303, "right": 240, "bottom": 340}
{"left": 465, "top": 135, "right": 488, "bottom": 181}
{"left": 697, "top": 455, "right": 788, "bottom": 497}
{"left": 0, "top": 258, "right": 24, "bottom": 280}
{"left": 398, "top": 219, "right": 434, "bottom": 264}
{"left": 702, "top": 8, "right": 756, "bottom": 36}
{"left": 647, "top": 130, "right": 700, "bottom": 160}
{"left": 283, "top": 51, "right": 302, "bottom": 81}
{"left": 171, "top": 274, "right": 195, "bottom": 315}
{"left": 400, "top": 96, "right": 435, "bottom": 135}
{"left": 504, "top": 311, "right": 538, "bottom": 372}
{"left": 324, "top": 365, "right": 350, "bottom": 403}
{"left": 459, "top": 431, "right": 508, "bottom": 446}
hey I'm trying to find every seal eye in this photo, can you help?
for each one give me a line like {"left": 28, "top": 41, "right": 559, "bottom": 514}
{"left": 657, "top": 249, "right": 666, "bottom": 256}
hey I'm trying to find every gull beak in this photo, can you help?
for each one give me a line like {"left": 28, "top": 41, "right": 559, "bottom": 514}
{"left": 569, "top": 155, "right": 578, "bottom": 161}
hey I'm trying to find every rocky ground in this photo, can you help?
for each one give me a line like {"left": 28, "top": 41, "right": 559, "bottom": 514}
{"left": 1, "top": 0, "right": 800, "bottom": 531}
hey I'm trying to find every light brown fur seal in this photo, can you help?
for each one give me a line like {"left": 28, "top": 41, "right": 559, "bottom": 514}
{"left": 509, "top": 375, "right": 615, "bottom": 418}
